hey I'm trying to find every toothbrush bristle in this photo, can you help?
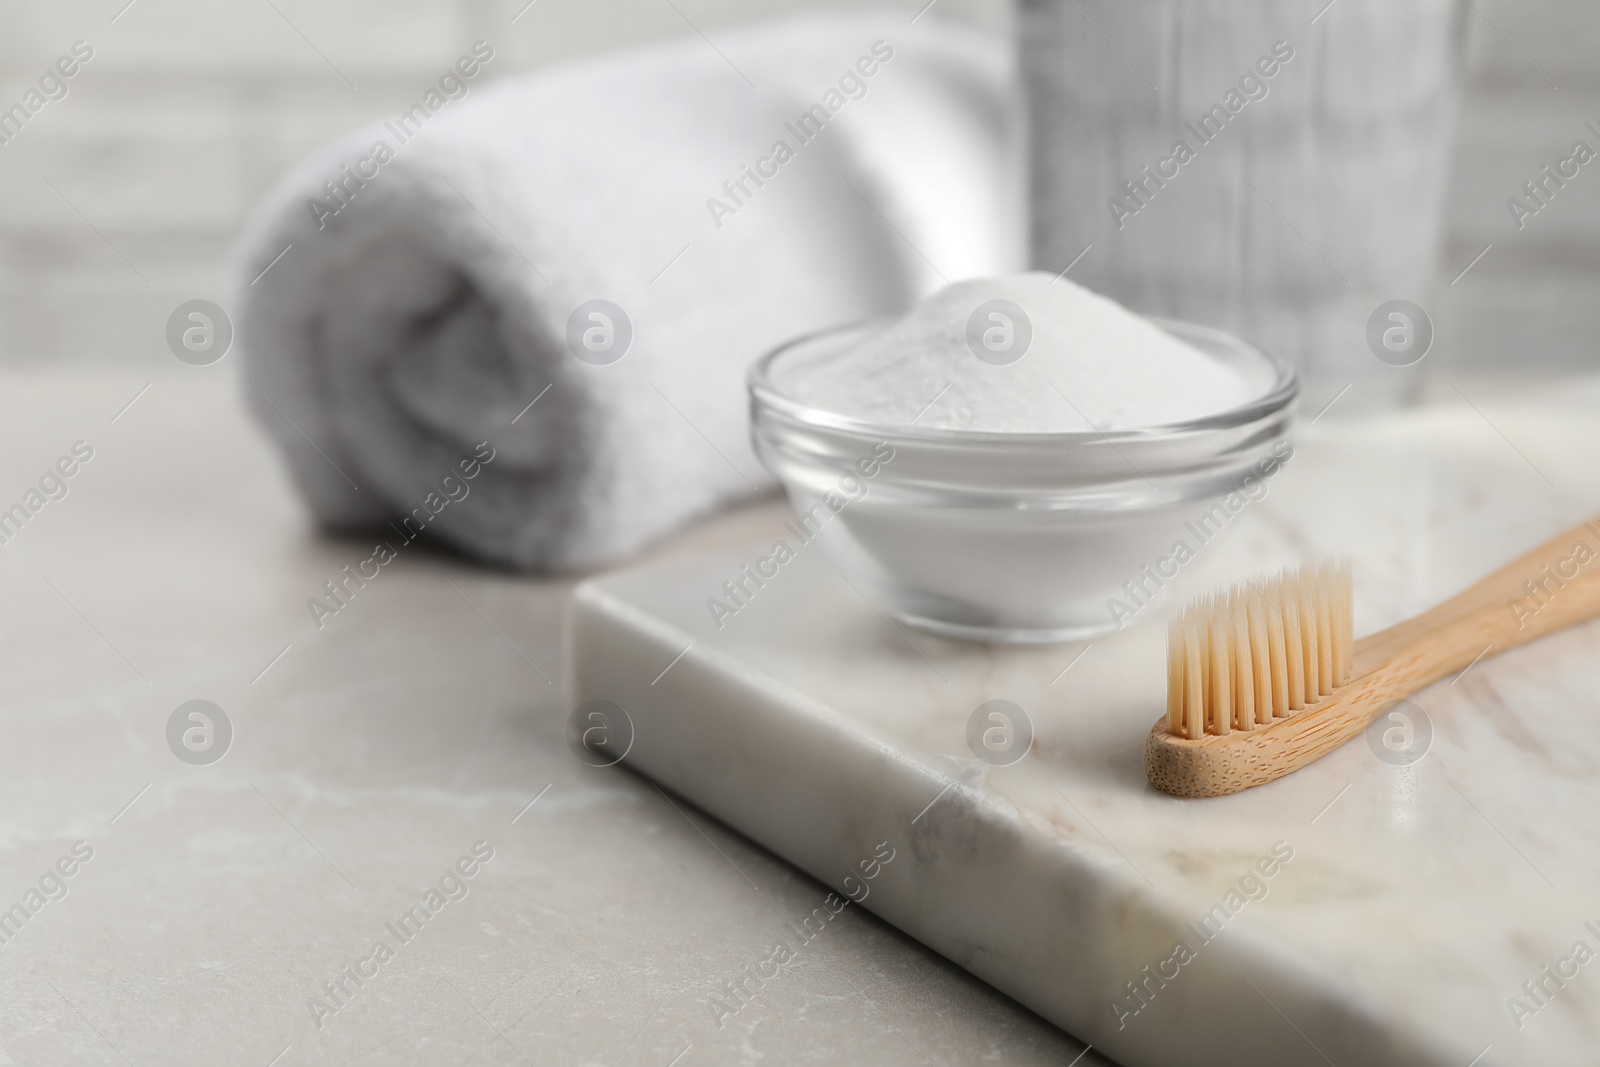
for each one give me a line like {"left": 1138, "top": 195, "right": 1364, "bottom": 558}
{"left": 1165, "top": 561, "right": 1354, "bottom": 740}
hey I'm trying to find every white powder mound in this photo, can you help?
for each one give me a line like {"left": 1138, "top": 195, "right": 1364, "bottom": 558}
{"left": 775, "top": 272, "right": 1256, "bottom": 432}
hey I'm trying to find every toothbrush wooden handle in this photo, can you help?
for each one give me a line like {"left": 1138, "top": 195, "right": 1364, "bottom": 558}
{"left": 1353, "top": 512, "right": 1600, "bottom": 684}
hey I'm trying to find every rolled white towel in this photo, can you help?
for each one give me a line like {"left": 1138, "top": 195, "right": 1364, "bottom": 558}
{"left": 233, "top": 13, "right": 1019, "bottom": 572}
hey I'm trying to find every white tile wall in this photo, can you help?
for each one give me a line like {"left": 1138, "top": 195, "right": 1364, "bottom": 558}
{"left": 1442, "top": 0, "right": 1600, "bottom": 374}
{"left": 0, "top": 0, "right": 1590, "bottom": 374}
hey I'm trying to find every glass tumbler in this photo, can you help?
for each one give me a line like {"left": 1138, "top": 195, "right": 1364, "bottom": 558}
{"left": 1020, "top": 0, "right": 1466, "bottom": 414}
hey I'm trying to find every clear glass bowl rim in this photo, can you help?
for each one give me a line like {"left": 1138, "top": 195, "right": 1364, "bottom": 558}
{"left": 748, "top": 316, "right": 1300, "bottom": 446}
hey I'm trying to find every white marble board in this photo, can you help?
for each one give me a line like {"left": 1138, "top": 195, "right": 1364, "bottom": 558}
{"left": 569, "top": 398, "right": 1600, "bottom": 1067}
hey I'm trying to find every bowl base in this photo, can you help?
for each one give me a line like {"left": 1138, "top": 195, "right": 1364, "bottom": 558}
{"left": 890, "top": 609, "right": 1126, "bottom": 645}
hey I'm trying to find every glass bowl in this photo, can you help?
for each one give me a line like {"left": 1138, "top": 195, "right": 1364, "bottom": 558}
{"left": 748, "top": 318, "right": 1299, "bottom": 643}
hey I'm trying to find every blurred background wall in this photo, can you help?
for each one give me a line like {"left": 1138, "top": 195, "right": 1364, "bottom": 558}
{"left": 0, "top": 0, "right": 1590, "bottom": 375}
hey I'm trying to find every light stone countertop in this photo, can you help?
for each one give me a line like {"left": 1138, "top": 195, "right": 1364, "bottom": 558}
{"left": 0, "top": 368, "right": 1104, "bottom": 1066}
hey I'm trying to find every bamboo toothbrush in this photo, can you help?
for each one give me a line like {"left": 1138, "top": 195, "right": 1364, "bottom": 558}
{"left": 1145, "top": 513, "right": 1600, "bottom": 798}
